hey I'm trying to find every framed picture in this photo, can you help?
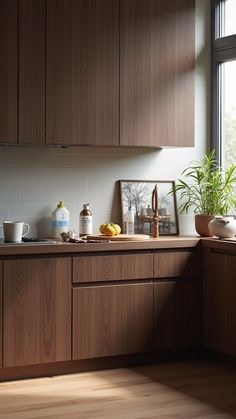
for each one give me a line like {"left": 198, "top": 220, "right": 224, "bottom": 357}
{"left": 119, "top": 180, "right": 179, "bottom": 236}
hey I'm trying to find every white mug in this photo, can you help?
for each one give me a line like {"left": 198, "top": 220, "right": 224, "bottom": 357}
{"left": 3, "top": 221, "right": 30, "bottom": 243}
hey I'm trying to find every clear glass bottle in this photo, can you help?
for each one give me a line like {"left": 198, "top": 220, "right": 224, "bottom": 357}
{"left": 79, "top": 203, "right": 92, "bottom": 236}
{"left": 125, "top": 206, "right": 134, "bottom": 235}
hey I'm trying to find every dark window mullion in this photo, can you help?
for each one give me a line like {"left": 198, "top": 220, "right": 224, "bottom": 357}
{"left": 211, "top": 0, "right": 236, "bottom": 165}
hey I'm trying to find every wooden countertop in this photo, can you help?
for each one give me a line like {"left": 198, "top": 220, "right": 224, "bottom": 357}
{"left": 201, "top": 237, "right": 236, "bottom": 253}
{"left": 0, "top": 236, "right": 201, "bottom": 257}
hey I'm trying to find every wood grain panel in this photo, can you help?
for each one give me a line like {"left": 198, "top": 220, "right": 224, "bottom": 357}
{"left": 120, "top": 0, "right": 195, "bottom": 147}
{"left": 0, "top": 0, "right": 17, "bottom": 143}
{"left": 46, "top": 0, "right": 119, "bottom": 145}
{"left": 207, "top": 252, "right": 236, "bottom": 356}
{"left": 0, "top": 262, "right": 2, "bottom": 368}
{"left": 73, "top": 283, "right": 153, "bottom": 359}
{"left": 73, "top": 254, "right": 153, "bottom": 283}
{"left": 154, "top": 251, "right": 201, "bottom": 278}
{"left": 209, "top": 253, "right": 229, "bottom": 354}
{"left": 19, "top": 0, "right": 45, "bottom": 144}
{"left": 3, "top": 258, "right": 71, "bottom": 367}
{"left": 154, "top": 280, "right": 201, "bottom": 350}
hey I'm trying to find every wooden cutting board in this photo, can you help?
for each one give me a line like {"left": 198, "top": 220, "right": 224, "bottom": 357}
{"left": 89, "top": 234, "right": 150, "bottom": 241}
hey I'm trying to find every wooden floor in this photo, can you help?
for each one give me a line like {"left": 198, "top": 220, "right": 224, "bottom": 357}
{"left": 0, "top": 360, "right": 236, "bottom": 418}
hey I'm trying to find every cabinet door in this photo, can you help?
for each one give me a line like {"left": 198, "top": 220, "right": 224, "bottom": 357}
{"left": 0, "top": 262, "right": 2, "bottom": 368}
{"left": 19, "top": 0, "right": 45, "bottom": 144}
{"left": 3, "top": 258, "right": 71, "bottom": 367}
{"left": 46, "top": 0, "right": 119, "bottom": 146}
{"left": 73, "top": 283, "right": 153, "bottom": 359}
{"left": 120, "top": 0, "right": 195, "bottom": 147}
{"left": 154, "top": 280, "right": 201, "bottom": 350}
{"left": 0, "top": 0, "right": 18, "bottom": 143}
{"left": 206, "top": 252, "right": 236, "bottom": 356}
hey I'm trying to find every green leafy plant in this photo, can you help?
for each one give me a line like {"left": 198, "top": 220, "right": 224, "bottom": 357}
{"left": 172, "top": 149, "right": 236, "bottom": 215}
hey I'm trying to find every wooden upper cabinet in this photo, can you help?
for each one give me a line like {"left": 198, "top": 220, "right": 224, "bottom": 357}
{"left": 3, "top": 257, "right": 71, "bottom": 368}
{"left": 120, "top": 0, "right": 195, "bottom": 147}
{"left": 18, "top": 0, "right": 45, "bottom": 144}
{"left": 0, "top": 0, "right": 18, "bottom": 143}
{"left": 46, "top": 0, "right": 119, "bottom": 146}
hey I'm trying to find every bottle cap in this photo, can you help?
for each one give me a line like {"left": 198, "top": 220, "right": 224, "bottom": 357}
{"left": 83, "top": 203, "right": 89, "bottom": 209}
{"left": 57, "top": 201, "right": 65, "bottom": 208}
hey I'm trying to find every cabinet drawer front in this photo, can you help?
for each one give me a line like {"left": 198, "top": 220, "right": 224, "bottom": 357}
{"left": 73, "top": 254, "right": 153, "bottom": 283}
{"left": 73, "top": 283, "right": 153, "bottom": 359}
{"left": 154, "top": 251, "right": 200, "bottom": 278}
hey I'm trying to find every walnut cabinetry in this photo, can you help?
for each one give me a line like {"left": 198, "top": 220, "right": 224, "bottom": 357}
{"left": 3, "top": 258, "right": 71, "bottom": 367}
{"left": 203, "top": 249, "right": 236, "bottom": 357}
{"left": 153, "top": 250, "right": 201, "bottom": 351}
{"left": 46, "top": 0, "right": 119, "bottom": 145}
{"left": 0, "top": 0, "right": 195, "bottom": 147}
{"left": 73, "top": 254, "right": 153, "bottom": 283}
{"left": 120, "top": 0, "right": 195, "bottom": 147}
{"left": 19, "top": 0, "right": 45, "bottom": 144}
{"left": 73, "top": 283, "right": 153, "bottom": 359}
{"left": 0, "top": 262, "right": 2, "bottom": 368}
{"left": 154, "top": 281, "right": 201, "bottom": 351}
{"left": 154, "top": 251, "right": 201, "bottom": 278}
{"left": 0, "top": 245, "right": 202, "bottom": 379}
{"left": 72, "top": 253, "right": 154, "bottom": 359}
{"left": 0, "top": 0, "right": 18, "bottom": 143}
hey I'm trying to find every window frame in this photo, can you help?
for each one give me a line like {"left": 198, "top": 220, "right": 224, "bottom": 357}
{"left": 212, "top": 0, "right": 236, "bottom": 165}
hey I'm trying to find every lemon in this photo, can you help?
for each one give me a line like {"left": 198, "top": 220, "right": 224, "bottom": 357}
{"left": 103, "top": 224, "right": 116, "bottom": 236}
{"left": 111, "top": 223, "right": 121, "bottom": 235}
{"left": 99, "top": 223, "right": 107, "bottom": 234}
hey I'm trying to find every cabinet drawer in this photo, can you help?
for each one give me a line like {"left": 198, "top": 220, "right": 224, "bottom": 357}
{"left": 73, "top": 254, "right": 153, "bottom": 283}
{"left": 154, "top": 251, "right": 201, "bottom": 278}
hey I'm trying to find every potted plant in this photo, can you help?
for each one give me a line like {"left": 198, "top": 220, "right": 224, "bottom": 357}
{"left": 172, "top": 149, "right": 236, "bottom": 236}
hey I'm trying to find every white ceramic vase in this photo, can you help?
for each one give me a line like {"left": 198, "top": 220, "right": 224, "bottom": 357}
{"left": 208, "top": 216, "right": 236, "bottom": 238}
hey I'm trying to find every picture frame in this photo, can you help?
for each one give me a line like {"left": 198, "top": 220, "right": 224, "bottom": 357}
{"left": 119, "top": 180, "right": 179, "bottom": 236}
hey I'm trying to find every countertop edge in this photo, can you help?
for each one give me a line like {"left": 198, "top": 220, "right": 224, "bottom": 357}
{"left": 0, "top": 236, "right": 201, "bottom": 257}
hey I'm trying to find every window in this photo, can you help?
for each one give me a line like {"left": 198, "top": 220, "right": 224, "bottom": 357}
{"left": 212, "top": 0, "right": 236, "bottom": 167}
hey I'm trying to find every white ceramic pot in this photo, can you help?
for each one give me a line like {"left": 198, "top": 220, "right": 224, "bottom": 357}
{"left": 208, "top": 216, "right": 236, "bottom": 238}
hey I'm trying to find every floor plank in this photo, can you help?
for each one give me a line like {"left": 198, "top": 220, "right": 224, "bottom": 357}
{"left": 0, "top": 360, "right": 236, "bottom": 418}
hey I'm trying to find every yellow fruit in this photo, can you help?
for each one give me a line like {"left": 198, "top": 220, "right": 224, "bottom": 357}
{"left": 111, "top": 223, "right": 121, "bottom": 235}
{"left": 100, "top": 222, "right": 121, "bottom": 236}
{"left": 99, "top": 223, "right": 107, "bottom": 234}
{"left": 103, "top": 224, "right": 116, "bottom": 236}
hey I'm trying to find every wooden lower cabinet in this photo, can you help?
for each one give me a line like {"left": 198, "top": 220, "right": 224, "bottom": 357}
{"left": 154, "top": 251, "right": 201, "bottom": 279}
{"left": 73, "top": 254, "right": 153, "bottom": 283}
{"left": 204, "top": 251, "right": 236, "bottom": 356}
{"left": 73, "top": 283, "right": 153, "bottom": 360}
{"left": 0, "top": 261, "right": 2, "bottom": 368}
{"left": 154, "top": 280, "right": 201, "bottom": 351}
{"left": 3, "top": 257, "right": 71, "bottom": 368}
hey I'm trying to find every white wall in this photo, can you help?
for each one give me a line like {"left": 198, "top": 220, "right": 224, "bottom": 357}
{"left": 0, "top": 0, "right": 211, "bottom": 238}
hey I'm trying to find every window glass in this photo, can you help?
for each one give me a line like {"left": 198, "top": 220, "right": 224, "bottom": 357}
{"left": 224, "top": 0, "right": 236, "bottom": 37}
{"left": 222, "top": 60, "right": 236, "bottom": 168}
